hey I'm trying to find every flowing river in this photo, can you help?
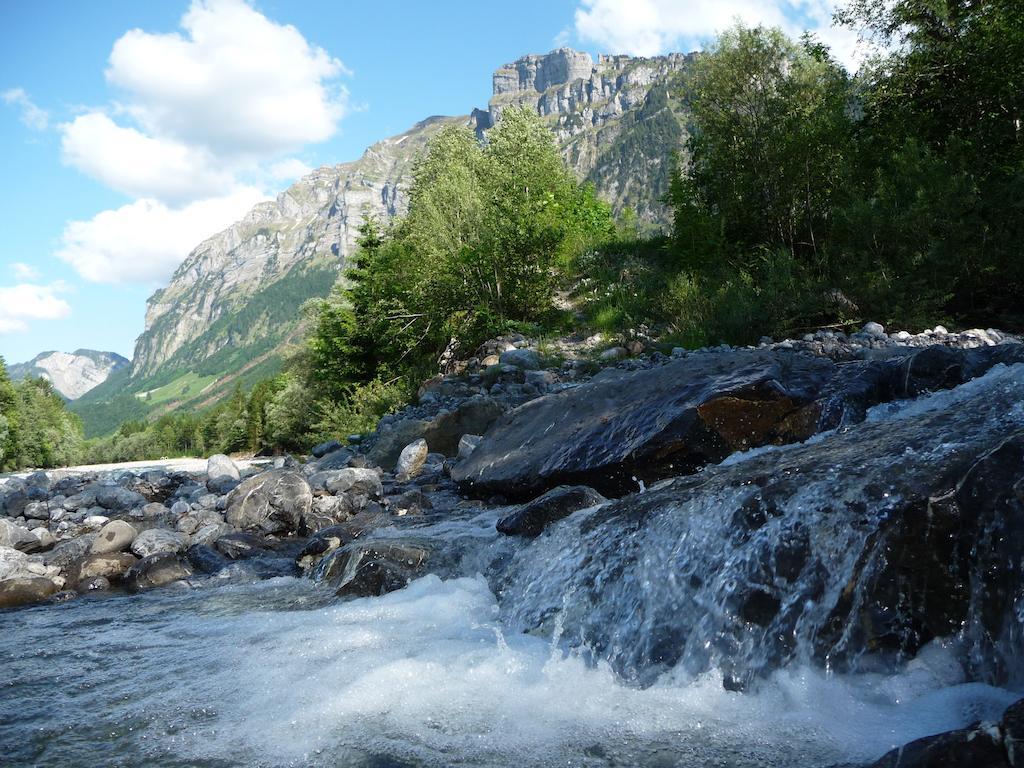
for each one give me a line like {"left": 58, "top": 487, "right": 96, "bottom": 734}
{"left": 4, "top": 362, "right": 1024, "bottom": 767}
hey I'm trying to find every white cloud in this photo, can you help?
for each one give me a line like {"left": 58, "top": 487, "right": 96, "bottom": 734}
{"left": 11, "top": 262, "right": 40, "bottom": 281}
{"left": 106, "top": 0, "right": 348, "bottom": 157}
{"left": 0, "top": 283, "right": 71, "bottom": 334}
{"left": 574, "top": 0, "right": 865, "bottom": 71}
{"left": 268, "top": 158, "right": 313, "bottom": 183}
{"left": 56, "top": 188, "right": 265, "bottom": 284}
{"left": 61, "top": 112, "right": 236, "bottom": 204}
{"left": 53, "top": 0, "right": 350, "bottom": 285}
{"left": 2, "top": 87, "right": 49, "bottom": 131}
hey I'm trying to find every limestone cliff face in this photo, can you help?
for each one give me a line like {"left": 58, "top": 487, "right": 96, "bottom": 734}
{"left": 131, "top": 116, "right": 468, "bottom": 379}
{"left": 127, "top": 49, "right": 693, "bottom": 388}
{"left": 9, "top": 350, "right": 130, "bottom": 400}
{"left": 481, "top": 48, "right": 694, "bottom": 223}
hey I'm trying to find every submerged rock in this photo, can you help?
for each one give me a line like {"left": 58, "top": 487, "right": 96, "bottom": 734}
{"left": 315, "top": 539, "right": 431, "bottom": 598}
{"left": 870, "top": 697, "right": 1024, "bottom": 767}
{"left": 497, "top": 485, "right": 607, "bottom": 537}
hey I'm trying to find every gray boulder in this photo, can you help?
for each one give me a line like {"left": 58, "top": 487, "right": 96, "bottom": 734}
{"left": 499, "top": 348, "right": 540, "bottom": 370}
{"left": 395, "top": 439, "right": 429, "bottom": 479}
{"left": 314, "top": 539, "right": 431, "bottom": 598}
{"left": 457, "top": 434, "right": 482, "bottom": 461}
{"left": 206, "top": 454, "right": 240, "bottom": 494}
{"left": 130, "top": 529, "right": 188, "bottom": 558}
{"left": 68, "top": 552, "right": 137, "bottom": 586}
{"left": 421, "top": 397, "right": 504, "bottom": 456}
{"left": 225, "top": 470, "right": 312, "bottom": 535}
{"left": 95, "top": 485, "right": 146, "bottom": 511}
{"left": 321, "top": 468, "right": 383, "bottom": 499}
{"left": 311, "top": 440, "right": 343, "bottom": 459}
{"left": 367, "top": 419, "right": 429, "bottom": 469}
{"left": 0, "top": 519, "right": 41, "bottom": 552}
{"left": 90, "top": 520, "right": 138, "bottom": 554}
{"left": 190, "top": 522, "right": 233, "bottom": 549}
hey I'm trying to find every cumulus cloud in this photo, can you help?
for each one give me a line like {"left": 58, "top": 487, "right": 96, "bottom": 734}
{"left": 2, "top": 87, "right": 49, "bottom": 131}
{"left": 107, "top": 0, "right": 347, "bottom": 158}
{"left": 55, "top": 0, "right": 350, "bottom": 285}
{"left": 574, "top": 0, "right": 864, "bottom": 70}
{"left": 11, "top": 262, "right": 40, "bottom": 281}
{"left": 57, "top": 188, "right": 265, "bottom": 284}
{"left": 0, "top": 283, "right": 71, "bottom": 334}
{"left": 61, "top": 112, "right": 236, "bottom": 204}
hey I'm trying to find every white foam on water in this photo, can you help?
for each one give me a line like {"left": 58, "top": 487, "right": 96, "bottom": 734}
{"left": 155, "top": 575, "right": 1017, "bottom": 768}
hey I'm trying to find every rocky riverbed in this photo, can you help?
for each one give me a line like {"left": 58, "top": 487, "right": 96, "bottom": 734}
{"left": 3, "top": 323, "right": 1024, "bottom": 767}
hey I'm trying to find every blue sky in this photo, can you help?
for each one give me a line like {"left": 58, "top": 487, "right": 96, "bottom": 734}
{"left": 0, "top": 0, "right": 854, "bottom": 366}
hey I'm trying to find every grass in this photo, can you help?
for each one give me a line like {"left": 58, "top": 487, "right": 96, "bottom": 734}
{"left": 136, "top": 372, "right": 218, "bottom": 406}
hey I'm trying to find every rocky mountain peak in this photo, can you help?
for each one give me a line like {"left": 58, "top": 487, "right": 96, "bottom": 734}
{"left": 9, "top": 349, "right": 130, "bottom": 400}
{"left": 491, "top": 47, "right": 595, "bottom": 99}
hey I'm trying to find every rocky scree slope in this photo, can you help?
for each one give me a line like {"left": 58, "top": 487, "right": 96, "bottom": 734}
{"left": 9, "top": 350, "right": 129, "bottom": 400}
{"left": 3, "top": 323, "right": 1024, "bottom": 766}
{"left": 82, "top": 48, "right": 692, "bottom": 435}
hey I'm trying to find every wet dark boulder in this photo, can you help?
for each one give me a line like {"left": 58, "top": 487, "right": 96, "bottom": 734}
{"left": 314, "top": 539, "right": 431, "bottom": 598}
{"left": 124, "top": 553, "right": 193, "bottom": 591}
{"left": 311, "top": 440, "right": 343, "bottom": 459}
{"left": 497, "top": 485, "right": 607, "bottom": 537}
{"left": 225, "top": 470, "right": 312, "bottom": 535}
{"left": 185, "top": 544, "right": 230, "bottom": 574}
{"left": 454, "top": 349, "right": 835, "bottom": 499}
{"left": 496, "top": 363, "right": 1024, "bottom": 687}
{"left": 296, "top": 510, "right": 390, "bottom": 570}
{"left": 869, "top": 697, "right": 1024, "bottom": 767}
{"left": 456, "top": 344, "right": 1024, "bottom": 501}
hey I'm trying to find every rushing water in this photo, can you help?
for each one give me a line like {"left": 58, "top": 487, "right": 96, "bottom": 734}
{"left": 0, "top": 574, "right": 1017, "bottom": 766}
{"left": 4, "top": 365, "right": 1024, "bottom": 767}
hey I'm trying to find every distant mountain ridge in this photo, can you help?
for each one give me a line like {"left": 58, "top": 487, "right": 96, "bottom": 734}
{"left": 74, "top": 47, "right": 694, "bottom": 436}
{"left": 9, "top": 349, "right": 129, "bottom": 400}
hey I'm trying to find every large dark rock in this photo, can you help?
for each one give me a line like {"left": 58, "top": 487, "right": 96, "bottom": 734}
{"left": 296, "top": 510, "right": 389, "bottom": 570}
{"left": 870, "top": 697, "right": 1024, "bottom": 767}
{"left": 225, "top": 470, "right": 312, "bottom": 534}
{"left": 185, "top": 544, "right": 230, "bottom": 574}
{"left": 313, "top": 539, "right": 431, "bottom": 598}
{"left": 496, "top": 360, "right": 1024, "bottom": 686}
{"left": 124, "top": 553, "right": 193, "bottom": 591}
{"left": 497, "top": 485, "right": 607, "bottom": 537}
{"left": 311, "top": 440, "right": 343, "bottom": 459}
{"left": 455, "top": 345, "right": 1024, "bottom": 500}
